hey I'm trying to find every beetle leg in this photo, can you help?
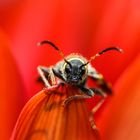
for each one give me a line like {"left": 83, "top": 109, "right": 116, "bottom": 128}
{"left": 90, "top": 88, "right": 107, "bottom": 114}
{"left": 63, "top": 87, "right": 101, "bottom": 130}
{"left": 37, "top": 66, "right": 56, "bottom": 87}
{"left": 37, "top": 66, "right": 50, "bottom": 87}
{"left": 63, "top": 94, "right": 91, "bottom": 106}
{"left": 89, "top": 88, "right": 107, "bottom": 129}
{"left": 88, "top": 64, "right": 112, "bottom": 94}
{"left": 48, "top": 66, "right": 56, "bottom": 85}
{"left": 63, "top": 87, "right": 94, "bottom": 105}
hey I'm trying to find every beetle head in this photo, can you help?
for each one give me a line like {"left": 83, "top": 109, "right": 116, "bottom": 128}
{"left": 63, "top": 58, "right": 87, "bottom": 85}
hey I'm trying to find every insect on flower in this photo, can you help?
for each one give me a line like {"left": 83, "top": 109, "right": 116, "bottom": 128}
{"left": 37, "top": 40, "right": 123, "bottom": 129}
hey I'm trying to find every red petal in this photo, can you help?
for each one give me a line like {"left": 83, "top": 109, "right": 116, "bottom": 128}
{"left": 99, "top": 54, "right": 140, "bottom": 140}
{"left": 0, "top": 29, "right": 24, "bottom": 139}
{"left": 6, "top": 1, "right": 140, "bottom": 97}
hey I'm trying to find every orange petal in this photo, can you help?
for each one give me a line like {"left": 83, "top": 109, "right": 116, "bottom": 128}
{"left": 11, "top": 86, "right": 100, "bottom": 140}
{"left": 99, "top": 54, "right": 140, "bottom": 140}
{"left": 0, "top": 29, "right": 24, "bottom": 139}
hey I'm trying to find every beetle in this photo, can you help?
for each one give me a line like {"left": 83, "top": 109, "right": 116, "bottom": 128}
{"left": 37, "top": 40, "right": 123, "bottom": 129}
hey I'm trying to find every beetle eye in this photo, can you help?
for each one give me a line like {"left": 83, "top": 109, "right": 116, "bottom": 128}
{"left": 65, "top": 66, "right": 71, "bottom": 73}
{"left": 81, "top": 67, "right": 85, "bottom": 75}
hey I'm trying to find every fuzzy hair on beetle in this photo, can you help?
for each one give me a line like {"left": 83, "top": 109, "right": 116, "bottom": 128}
{"left": 37, "top": 40, "right": 123, "bottom": 129}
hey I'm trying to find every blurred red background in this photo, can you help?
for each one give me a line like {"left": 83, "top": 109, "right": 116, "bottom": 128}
{"left": 0, "top": 0, "right": 140, "bottom": 140}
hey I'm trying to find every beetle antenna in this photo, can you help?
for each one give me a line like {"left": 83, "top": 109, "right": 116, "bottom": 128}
{"left": 81, "top": 47, "right": 123, "bottom": 67}
{"left": 37, "top": 40, "right": 72, "bottom": 67}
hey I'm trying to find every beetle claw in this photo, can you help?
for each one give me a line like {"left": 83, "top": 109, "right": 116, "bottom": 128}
{"left": 62, "top": 99, "right": 69, "bottom": 107}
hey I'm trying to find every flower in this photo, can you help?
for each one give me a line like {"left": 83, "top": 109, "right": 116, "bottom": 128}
{"left": 0, "top": 29, "right": 25, "bottom": 140}
{"left": 0, "top": 0, "right": 140, "bottom": 140}
{"left": 11, "top": 85, "right": 100, "bottom": 140}
{"left": 98, "top": 54, "right": 140, "bottom": 140}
